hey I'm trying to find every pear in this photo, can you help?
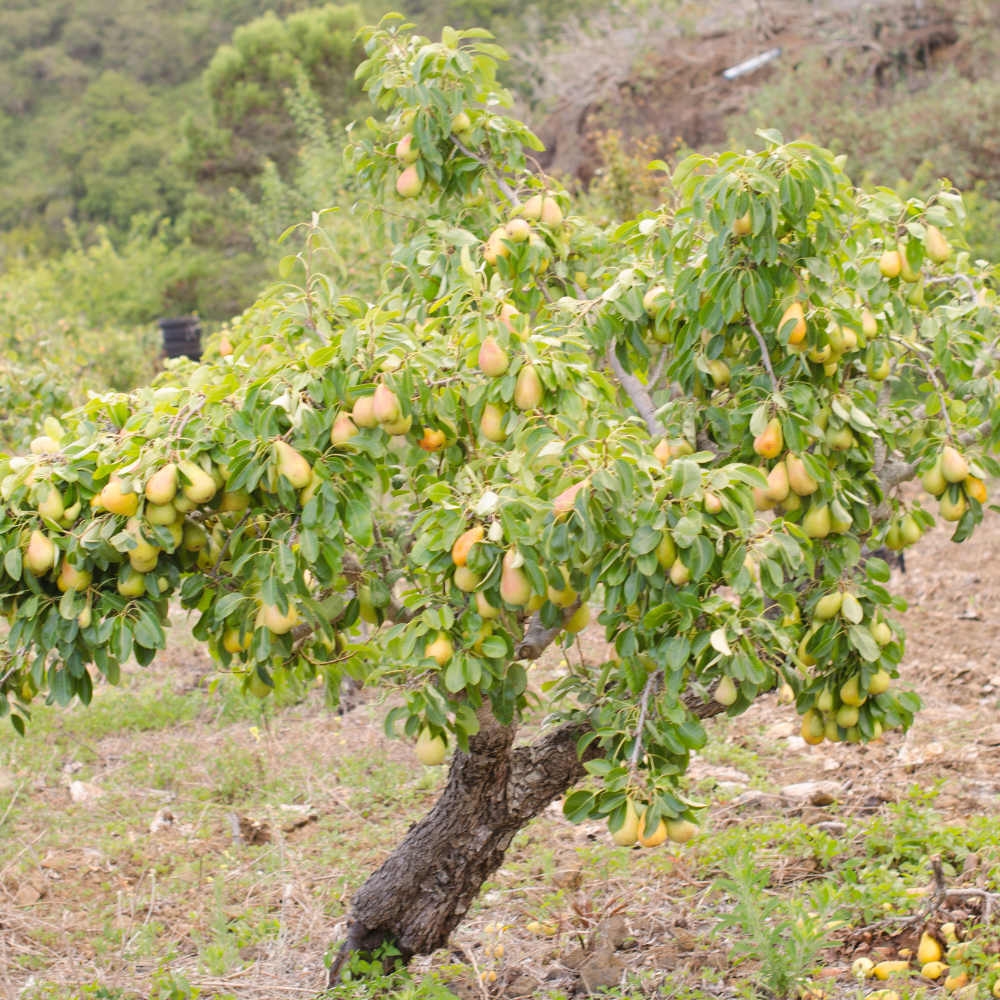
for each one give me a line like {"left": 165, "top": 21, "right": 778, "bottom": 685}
{"left": 732, "top": 210, "right": 752, "bottom": 237}
{"left": 610, "top": 798, "right": 640, "bottom": 846}
{"left": 840, "top": 674, "right": 866, "bottom": 707}
{"left": 777, "top": 682, "right": 795, "bottom": 704}
{"left": 899, "top": 245, "right": 919, "bottom": 282}
{"left": 29, "top": 435, "right": 59, "bottom": 454}
{"left": 706, "top": 359, "right": 731, "bottom": 387}
{"left": 801, "top": 707, "right": 825, "bottom": 745}
{"left": 704, "top": 492, "right": 723, "bottom": 513}
{"left": 836, "top": 704, "right": 859, "bottom": 728}
{"left": 940, "top": 446, "right": 968, "bottom": 484}
{"left": 396, "top": 165, "right": 422, "bottom": 198}
{"left": 924, "top": 225, "right": 951, "bottom": 264}
{"left": 869, "top": 666, "right": 892, "bottom": 690}
{"left": 965, "top": 475, "right": 987, "bottom": 504}
{"left": 223, "top": 627, "right": 252, "bottom": 654}
{"left": 921, "top": 454, "right": 946, "bottom": 496}
{"left": 127, "top": 517, "right": 161, "bottom": 570}
{"left": 478, "top": 336, "right": 509, "bottom": 377}
{"left": 754, "top": 485, "right": 776, "bottom": 510}
{"left": 826, "top": 425, "right": 855, "bottom": 451}
{"left": 802, "top": 503, "right": 831, "bottom": 538}
{"left": 262, "top": 600, "right": 299, "bottom": 634}
{"left": 900, "top": 513, "right": 922, "bottom": 545}
{"left": 714, "top": 676, "right": 738, "bottom": 706}
{"left": 814, "top": 591, "right": 843, "bottom": 620}
{"left": 219, "top": 488, "right": 250, "bottom": 512}
{"left": 182, "top": 520, "right": 207, "bottom": 551}
{"left": 807, "top": 342, "right": 832, "bottom": 364}
{"left": 24, "top": 531, "right": 56, "bottom": 575}
{"left": 475, "top": 591, "right": 500, "bottom": 619}
{"left": 547, "top": 567, "right": 577, "bottom": 608}
{"left": 452, "top": 526, "right": 484, "bottom": 566}
{"left": 247, "top": 670, "right": 272, "bottom": 699}
{"left": 861, "top": 310, "right": 878, "bottom": 337}
{"left": 483, "top": 227, "right": 510, "bottom": 266}
{"left": 817, "top": 687, "right": 834, "bottom": 712}
{"left": 453, "top": 566, "right": 482, "bottom": 592}
{"left": 753, "top": 417, "right": 783, "bottom": 459}
{"left": 178, "top": 460, "right": 217, "bottom": 503}
{"left": 417, "top": 428, "right": 447, "bottom": 452}
{"left": 373, "top": 384, "right": 400, "bottom": 424}
{"left": 57, "top": 559, "right": 91, "bottom": 593}
{"left": 824, "top": 716, "right": 843, "bottom": 743}
{"left": 145, "top": 464, "right": 178, "bottom": 505}
{"left": 879, "top": 250, "right": 901, "bottom": 278}
{"left": 785, "top": 454, "right": 818, "bottom": 496}
{"left": 916, "top": 932, "right": 943, "bottom": 967}
{"left": 655, "top": 533, "right": 676, "bottom": 571}
{"left": 395, "top": 133, "right": 419, "bottom": 165}
{"left": 526, "top": 593, "right": 545, "bottom": 612}
{"left": 922, "top": 962, "right": 948, "bottom": 981}
{"left": 101, "top": 476, "right": 139, "bottom": 516}
{"left": 669, "top": 558, "right": 691, "bottom": 585}
{"left": 78, "top": 602, "right": 92, "bottom": 629}
{"left": 415, "top": 728, "right": 447, "bottom": 766}
{"left": 426, "top": 631, "right": 454, "bottom": 666}
{"left": 521, "top": 194, "right": 563, "bottom": 227}
{"left": 118, "top": 567, "right": 146, "bottom": 597}
{"left": 358, "top": 586, "right": 378, "bottom": 625}
{"left": 173, "top": 494, "right": 197, "bottom": 513}
{"left": 37, "top": 484, "right": 64, "bottom": 522}
{"left": 779, "top": 302, "right": 806, "bottom": 344}
{"left": 331, "top": 413, "right": 358, "bottom": 445}
{"left": 870, "top": 357, "right": 890, "bottom": 380}
{"left": 164, "top": 521, "right": 184, "bottom": 550}
{"left": 666, "top": 819, "right": 698, "bottom": 844}
{"left": 553, "top": 479, "right": 589, "bottom": 517}
{"left": 565, "top": 602, "right": 590, "bottom": 633}
{"left": 637, "top": 812, "right": 668, "bottom": 848}
{"left": 505, "top": 218, "right": 531, "bottom": 242}
{"left": 382, "top": 414, "right": 413, "bottom": 436}
{"left": 498, "top": 303, "right": 520, "bottom": 331}
{"left": 500, "top": 549, "right": 532, "bottom": 606}
{"left": 653, "top": 439, "right": 672, "bottom": 465}
{"left": 940, "top": 490, "right": 966, "bottom": 521}
{"left": 797, "top": 632, "right": 817, "bottom": 667}
{"left": 514, "top": 364, "right": 543, "bottom": 410}
{"left": 352, "top": 395, "right": 378, "bottom": 428}
{"left": 146, "top": 502, "right": 177, "bottom": 526}
{"left": 480, "top": 402, "right": 506, "bottom": 442}
{"left": 763, "top": 462, "right": 789, "bottom": 502}
{"left": 906, "top": 272, "right": 925, "bottom": 305}
{"left": 273, "top": 441, "right": 312, "bottom": 489}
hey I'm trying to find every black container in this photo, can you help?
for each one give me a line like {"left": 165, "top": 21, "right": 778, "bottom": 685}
{"left": 158, "top": 317, "right": 202, "bottom": 361}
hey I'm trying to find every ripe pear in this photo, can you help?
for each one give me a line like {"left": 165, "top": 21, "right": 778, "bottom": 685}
{"left": 30, "top": 435, "right": 59, "bottom": 454}
{"left": 145, "top": 464, "right": 178, "bottom": 505}
{"left": 869, "top": 667, "right": 892, "bottom": 692}
{"left": 637, "top": 812, "right": 668, "bottom": 848}
{"left": 922, "top": 961, "right": 948, "bottom": 981}
{"left": 426, "top": 631, "right": 454, "bottom": 666}
{"left": 655, "top": 533, "right": 676, "bottom": 571}
{"left": 475, "top": 591, "right": 500, "bottom": 619}
{"left": 666, "top": 819, "right": 698, "bottom": 844}
{"left": 840, "top": 674, "right": 866, "bottom": 707}
{"left": 836, "top": 704, "right": 859, "bottom": 728}
{"left": 824, "top": 717, "right": 843, "bottom": 743}
{"left": 801, "top": 707, "right": 825, "bottom": 745}
{"left": 173, "top": 493, "right": 197, "bottom": 513}
{"left": 916, "top": 932, "right": 943, "bottom": 967}
{"left": 826, "top": 425, "right": 855, "bottom": 451}
{"left": 452, "top": 525, "right": 484, "bottom": 566}
{"left": 521, "top": 194, "right": 563, "bottom": 227}
{"left": 565, "top": 602, "right": 590, "bottom": 633}
{"left": 547, "top": 567, "right": 577, "bottom": 608}
{"left": 653, "top": 439, "right": 672, "bottom": 466}
{"left": 807, "top": 342, "right": 832, "bottom": 364}
{"left": 219, "top": 488, "right": 250, "bottom": 512}
{"left": 480, "top": 402, "right": 506, "bottom": 442}
{"left": 498, "top": 303, "right": 520, "bottom": 332}
{"left": 706, "top": 359, "right": 730, "bottom": 387}
{"left": 777, "top": 682, "right": 795, "bottom": 705}
{"left": 78, "top": 602, "right": 92, "bottom": 628}
{"left": 372, "top": 384, "right": 400, "bottom": 424}
{"left": 921, "top": 454, "right": 946, "bottom": 496}
{"left": 879, "top": 249, "right": 901, "bottom": 278}
{"left": 802, "top": 503, "right": 831, "bottom": 538}
{"left": 396, "top": 133, "right": 419, "bottom": 165}
{"left": 118, "top": 567, "right": 146, "bottom": 597}
{"left": 24, "top": 531, "right": 55, "bottom": 576}
{"left": 331, "top": 413, "right": 358, "bottom": 445}
{"left": 714, "top": 676, "right": 738, "bottom": 706}
{"left": 874, "top": 961, "right": 910, "bottom": 981}
{"left": 164, "top": 521, "right": 184, "bottom": 550}
{"left": 505, "top": 218, "right": 530, "bottom": 242}
{"left": 642, "top": 285, "right": 666, "bottom": 318}
{"left": 763, "top": 462, "right": 790, "bottom": 502}
{"left": 610, "top": 798, "right": 640, "bottom": 846}
{"left": 940, "top": 490, "right": 966, "bottom": 521}
{"left": 417, "top": 427, "right": 446, "bottom": 451}
{"left": 178, "top": 460, "right": 217, "bottom": 503}
{"left": 704, "top": 492, "right": 723, "bottom": 513}
{"left": 514, "top": 364, "right": 543, "bottom": 410}
{"left": 553, "top": 479, "right": 589, "bottom": 518}
{"left": 454, "top": 566, "right": 482, "bottom": 592}
{"left": 57, "top": 559, "right": 91, "bottom": 593}
{"left": 786, "top": 454, "right": 818, "bottom": 496}
{"left": 478, "top": 336, "right": 509, "bottom": 377}
{"left": 500, "top": 549, "right": 532, "bottom": 605}
{"left": 182, "top": 520, "right": 207, "bottom": 551}
{"left": 37, "top": 484, "right": 64, "bottom": 522}
{"left": 396, "top": 165, "right": 422, "bottom": 198}
{"left": 669, "top": 557, "right": 691, "bottom": 586}
{"left": 924, "top": 225, "right": 951, "bottom": 264}
{"left": 526, "top": 593, "right": 545, "bottom": 612}
{"left": 223, "top": 627, "right": 252, "bottom": 654}
{"left": 779, "top": 302, "right": 806, "bottom": 344}
{"left": 870, "top": 357, "right": 890, "bottom": 380}
{"left": 272, "top": 441, "right": 311, "bottom": 489}
{"left": 352, "top": 395, "right": 378, "bottom": 428}
{"left": 899, "top": 513, "right": 922, "bottom": 545}
{"left": 732, "top": 210, "right": 752, "bottom": 237}
{"left": 261, "top": 600, "right": 299, "bottom": 634}
{"left": 940, "top": 446, "right": 968, "bottom": 484}
{"left": 416, "top": 728, "right": 447, "bottom": 766}
{"left": 861, "top": 310, "right": 878, "bottom": 337}
{"left": 753, "top": 418, "right": 783, "bottom": 459}
{"left": 899, "top": 245, "right": 919, "bottom": 282}
{"left": 483, "top": 227, "right": 510, "bottom": 266}
{"left": 382, "top": 414, "right": 413, "bottom": 436}
{"left": 146, "top": 502, "right": 177, "bottom": 526}
{"left": 814, "top": 591, "right": 843, "bottom": 620}
{"left": 817, "top": 687, "right": 834, "bottom": 712}
{"left": 965, "top": 475, "right": 987, "bottom": 504}
{"left": 101, "top": 476, "right": 139, "bottom": 516}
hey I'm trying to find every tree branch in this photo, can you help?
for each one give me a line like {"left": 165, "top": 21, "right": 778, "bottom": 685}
{"left": 515, "top": 602, "right": 581, "bottom": 660}
{"left": 451, "top": 137, "right": 518, "bottom": 206}
{"left": 605, "top": 345, "right": 666, "bottom": 437}
{"left": 745, "top": 314, "right": 780, "bottom": 393}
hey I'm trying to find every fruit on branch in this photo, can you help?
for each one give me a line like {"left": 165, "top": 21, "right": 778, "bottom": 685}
{"left": 666, "top": 819, "right": 698, "bottom": 844}
{"left": 802, "top": 503, "right": 831, "bottom": 538}
{"left": 826, "top": 425, "right": 855, "bottom": 451}
{"left": 779, "top": 302, "right": 806, "bottom": 344}
{"left": 452, "top": 526, "right": 484, "bottom": 566}
{"left": 182, "top": 520, "right": 207, "bottom": 551}
{"left": 383, "top": 414, "right": 413, "bottom": 435}
{"left": 145, "top": 464, "right": 178, "bottom": 505}
{"left": 358, "top": 586, "right": 378, "bottom": 625}
{"left": 331, "top": 413, "right": 358, "bottom": 445}
{"left": 870, "top": 357, "right": 890, "bottom": 380}
{"left": 505, "top": 219, "right": 530, "bottom": 243}
{"left": 478, "top": 336, "right": 509, "bottom": 377}
{"left": 940, "top": 446, "right": 968, "bottom": 484}
{"left": 352, "top": 395, "right": 378, "bottom": 428}
{"left": 396, "top": 165, "right": 422, "bottom": 198}
{"left": 480, "top": 402, "right": 507, "bottom": 442}
{"left": 483, "top": 227, "right": 510, "bottom": 266}
{"left": 426, "top": 632, "right": 454, "bottom": 666}
{"left": 714, "top": 675, "right": 738, "bottom": 706}
{"left": 37, "top": 484, "right": 64, "bottom": 522}
{"left": 178, "top": 461, "right": 217, "bottom": 503}
{"left": 498, "top": 303, "right": 520, "bottom": 332}
{"left": 547, "top": 567, "right": 577, "bottom": 608}
{"left": 260, "top": 600, "right": 299, "bottom": 635}
{"left": 453, "top": 566, "right": 482, "bottom": 592}
{"left": 861, "top": 310, "right": 878, "bottom": 338}
{"left": 899, "top": 247, "right": 919, "bottom": 283}
{"left": 653, "top": 439, "right": 672, "bottom": 465}
{"left": 753, "top": 418, "right": 783, "bottom": 459}
{"left": 704, "top": 492, "right": 723, "bottom": 514}
{"left": 940, "top": 490, "right": 966, "bottom": 521}
{"left": 564, "top": 602, "right": 590, "bottom": 633}
{"left": 807, "top": 342, "right": 831, "bottom": 363}
{"left": 415, "top": 727, "right": 447, "bottom": 766}
{"left": 840, "top": 674, "right": 865, "bottom": 707}
{"left": 24, "top": 531, "right": 55, "bottom": 575}
{"left": 669, "top": 558, "right": 691, "bottom": 585}
{"left": 475, "top": 592, "right": 500, "bottom": 619}
{"left": 965, "top": 475, "right": 987, "bottom": 504}
{"left": 57, "top": 559, "right": 91, "bottom": 593}
{"left": 785, "top": 454, "right": 818, "bottom": 495}
{"left": 499, "top": 549, "right": 531, "bottom": 606}
{"left": 450, "top": 111, "right": 471, "bottom": 133}
{"left": 706, "top": 359, "right": 731, "bottom": 387}
{"left": 417, "top": 428, "right": 446, "bottom": 451}
{"left": 924, "top": 225, "right": 951, "bottom": 264}
{"left": 610, "top": 797, "right": 640, "bottom": 846}
{"left": 273, "top": 441, "right": 312, "bottom": 489}
{"left": 396, "top": 133, "right": 419, "bottom": 165}
{"left": 814, "top": 591, "right": 842, "bottom": 620}
{"left": 101, "top": 476, "right": 139, "bottom": 516}
{"left": 520, "top": 194, "right": 563, "bottom": 227}
{"left": 513, "top": 364, "right": 543, "bottom": 410}
{"left": 763, "top": 462, "right": 790, "bottom": 502}
{"left": 801, "top": 707, "right": 824, "bottom": 745}
{"left": 118, "top": 567, "right": 146, "bottom": 597}
{"left": 126, "top": 518, "right": 161, "bottom": 571}
{"left": 223, "top": 627, "right": 251, "bottom": 653}
{"left": 643, "top": 285, "right": 666, "bottom": 317}
{"left": 655, "top": 532, "right": 676, "bottom": 571}
{"left": 30, "top": 436, "right": 59, "bottom": 454}
{"left": 219, "top": 488, "right": 251, "bottom": 512}
{"left": 906, "top": 273, "right": 925, "bottom": 306}
{"left": 840, "top": 592, "right": 863, "bottom": 622}
{"left": 732, "top": 210, "right": 752, "bottom": 237}
{"left": 879, "top": 250, "right": 901, "bottom": 278}
{"left": 637, "top": 811, "right": 667, "bottom": 847}
{"left": 247, "top": 670, "right": 272, "bottom": 699}
{"left": 921, "top": 454, "right": 946, "bottom": 496}
{"left": 146, "top": 501, "right": 176, "bottom": 526}
{"left": 553, "top": 479, "right": 589, "bottom": 517}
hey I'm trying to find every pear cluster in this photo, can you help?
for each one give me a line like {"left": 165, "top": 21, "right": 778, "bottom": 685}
{"left": 918, "top": 444, "right": 985, "bottom": 523}
{"left": 609, "top": 797, "right": 697, "bottom": 849}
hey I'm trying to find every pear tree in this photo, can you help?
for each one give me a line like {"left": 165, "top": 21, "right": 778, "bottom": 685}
{"left": 0, "top": 14, "right": 998, "bottom": 985}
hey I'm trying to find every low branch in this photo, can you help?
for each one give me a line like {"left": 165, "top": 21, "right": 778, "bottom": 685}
{"left": 605, "top": 345, "right": 666, "bottom": 437}
{"left": 450, "top": 137, "right": 518, "bottom": 206}
{"left": 745, "top": 314, "right": 779, "bottom": 394}
{"left": 515, "top": 602, "right": 581, "bottom": 660}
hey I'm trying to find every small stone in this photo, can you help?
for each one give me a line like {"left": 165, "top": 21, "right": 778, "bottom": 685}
{"left": 801, "top": 807, "right": 833, "bottom": 826}
{"left": 577, "top": 947, "right": 626, "bottom": 990}
{"left": 69, "top": 781, "right": 104, "bottom": 804}
{"left": 596, "top": 914, "right": 628, "bottom": 950}
{"left": 14, "top": 880, "right": 42, "bottom": 905}
{"left": 559, "top": 946, "right": 588, "bottom": 970}
{"left": 813, "top": 821, "right": 847, "bottom": 837}
{"left": 505, "top": 975, "right": 538, "bottom": 997}
{"left": 765, "top": 721, "right": 795, "bottom": 739}
{"left": 780, "top": 780, "right": 842, "bottom": 805}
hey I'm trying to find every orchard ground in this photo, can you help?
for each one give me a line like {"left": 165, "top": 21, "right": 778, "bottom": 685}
{"left": 4, "top": 500, "right": 1000, "bottom": 999}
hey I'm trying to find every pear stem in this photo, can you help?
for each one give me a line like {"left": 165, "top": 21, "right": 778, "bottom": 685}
{"left": 745, "top": 313, "right": 779, "bottom": 394}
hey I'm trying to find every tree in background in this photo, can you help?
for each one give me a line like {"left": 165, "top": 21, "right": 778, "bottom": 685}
{"left": 0, "top": 15, "right": 998, "bottom": 988}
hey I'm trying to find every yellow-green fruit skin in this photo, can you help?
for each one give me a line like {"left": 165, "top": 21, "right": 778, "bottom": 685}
{"left": 416, "top": 728, "right": 446, "bottom": 765}
{"left": 610, "top": 798, "right": 640, "bottom": 846}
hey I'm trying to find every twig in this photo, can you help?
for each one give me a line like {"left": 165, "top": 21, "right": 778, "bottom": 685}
{"left": 370, "top": 520, "right": 393, "bottom": 582}
{"left": 451, "top": 137, "right": 518, "bottom": 206}
{"left": 213, "top": 511, "right": 251, "bottom": 574}
{"left": 629, "top": 671, "right": 662, "bottom": 777}
{"left": 605, "top": 345, "right": 666, "bottom": 437}
{"left": 458, "top": 941, "right": 491, "bottom": 1000}
{"left": 917, "top": 356, "right": 955, "bottom": 441}
{"left": 745, "top": 313, "right": 779, "bottom": 393}
{"left": 0, "top": 781, "right": 24, "bottom": 832}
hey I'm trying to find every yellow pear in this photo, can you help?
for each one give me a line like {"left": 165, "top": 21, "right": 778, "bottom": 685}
{"left": 480, "top": 402, "right": 506, "bottom": 442}
{"left": 178, "top": 460, "right": 217, "bottom": 503}
{"left": 666, "top": 819, "right": 698, "bottom": 844}
{"left": 643, "top": 285, "right": 665, "bottom": 317}
{"left": 965, "top": 475, "right": 987, "bottom": 504}
{"left": 478, "top": 336, "right": 509, "bottom": 377}
{"left": 547, "top": 567, "right": 577, "bottom": 608}
{"left": 223, "top": 627, "right": 252, "bottom": 654}
{"left": 505, "top": 218, "right": 530, "bottom": 242}
{"left": 921, "top": 454, "right": 946, "bottom": 496}
{"left": 57, "top": 559, "right": 91, "bottom": 593}
{"left": 24, "top": 531, "right": 56, "bottom": 575}
{"left": 874, "top": 961, "right": 910, "bottom": 980}
{"left": 416, "top": 728, "right": 447, "bottom": 766}
{"left": 426, "top": 631, "right": 454, "bottom": 666}
{"left": 924, "top": 225, "right": 951, "bottom": 264}
{"left": 900, "top": 513, "right": 922, "bottom": 544}
{"left": 763, "top": 462, "right": 790, "bottom": 502}
{"left": 836, "top": 704, "right": 859, "bottom": 728}
{"left": 145, "top": 464, "right": 178, "bottom": 505}
{"left": 785, "top": 454, "right": 818, "bottom": 496}
{"left": 475, "top": 591, "right": 500, "bottom": 619}
{"left": 801, "top": 707, "right": 825, "bottom": 745}
{"left": 940, "top": 446, "right": 968, "bottom": 484}
{"left": 814, "top": 591, "right": 843, "bottom": 620}
{"left": 922, "top": 961, "right": 948, "bottom": 981}
{"left": 861, "top": 310, "right": 878, "bottom": 337}
{"left": 610, "top": 798, "right": 640, "bottom": 846}
{"left": 453, "top": 566, "right": 482, "bottom": 592}
{"left": 714, "top": 676, "right": 738, "bottom": 706}
{"left": 564, "top": 602, "right": 590, "bottom": 633}
{"left": 879, "top": 250, "right": 901, "bottom": 278}
{"left": 514, "top": 364, "right": 543, "bottom": 410}
{"left": 917, "top": 932, "right": 942, "bottom": 966}
{"left": 382, "top": 413, "right": 413, "bottom": 436}
{"left": 396, "top": 133, "right": 419, "bottom": 165}
{"left": 521, "top": 194, "right": 562, "bottom": 227}
{"left": 732, "top": 210, "right": 752, "bottom": 237}
{"left": 452, "top": 525, "right": 484, "bottom": 566}
{"left": 553, "top": 479, "right": 589, "bottom": 517}
{"left": 797, "top": 633, "right": 818, "bottom": 668}
{"left": 940, "top": 491, "right": 966, "bottom": 521}
{"left": 396, "top": 164, "right": 422, "bottom": 198}
{"left": 77, "top": 601, "right": 92, "bottom": 629}
{"left": 840, "top": 674, "right": 866, "bottom": 707}
{"left": 372, "top": 384, "right": 400, "bottom": 424}
{"left": 752, "top": 486, "right": 776, "bottom": 511}
{"left": 753, "top": 417, "right": 783, "bottom": 459}
{"left": 262, "top": 600, "right": 299, "bottom": 635}
{"left": 500, "top": 549, "right": 532, "bottom": 606}
{"left": 118, "top": 567, "right": 147, "bottom": 597}
{"left": 706, "top": 359, "right": 730, "bottom": 387}
{"left": 352, "top": 395, "right": 378, "bottom": 428}
{"left": 779, "top": 302, "right": 806, "bottom": 344}
{"left": 670, "top": 557, "right": 691, "bottom": 585}
{"left": 146, "top": 502, "right": 177, "bottom": 526}
{"left": 37, "top": 484, "right": 64, "bottom": 522}
{"left": 101, "top": 476, "right": 139, "bottom": 516}
{"left": 802, "top": 503, "right": 831, "bottom": 538}
{"left": 637, "top": 812, "right": 668, "bottom": 848}
{"left": 899, "top": 245, "right": 919, "bottom": 282}
{"left": 483, "top": 227, "right": 510, "bottom": 266}
{"left": 273, "top": 441, "right": 312, "bottom": 489}
{"left": 331, "top": 413, "right": 358, "bottom": 445}
{"left": 219, "top": 488, "right": 251, "bottom": 512}
{"left": 29, "top": 435, "right": 59, "bottom": 454}
{"left": 655, "top": 533, "right": 676, "bottom": 571}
